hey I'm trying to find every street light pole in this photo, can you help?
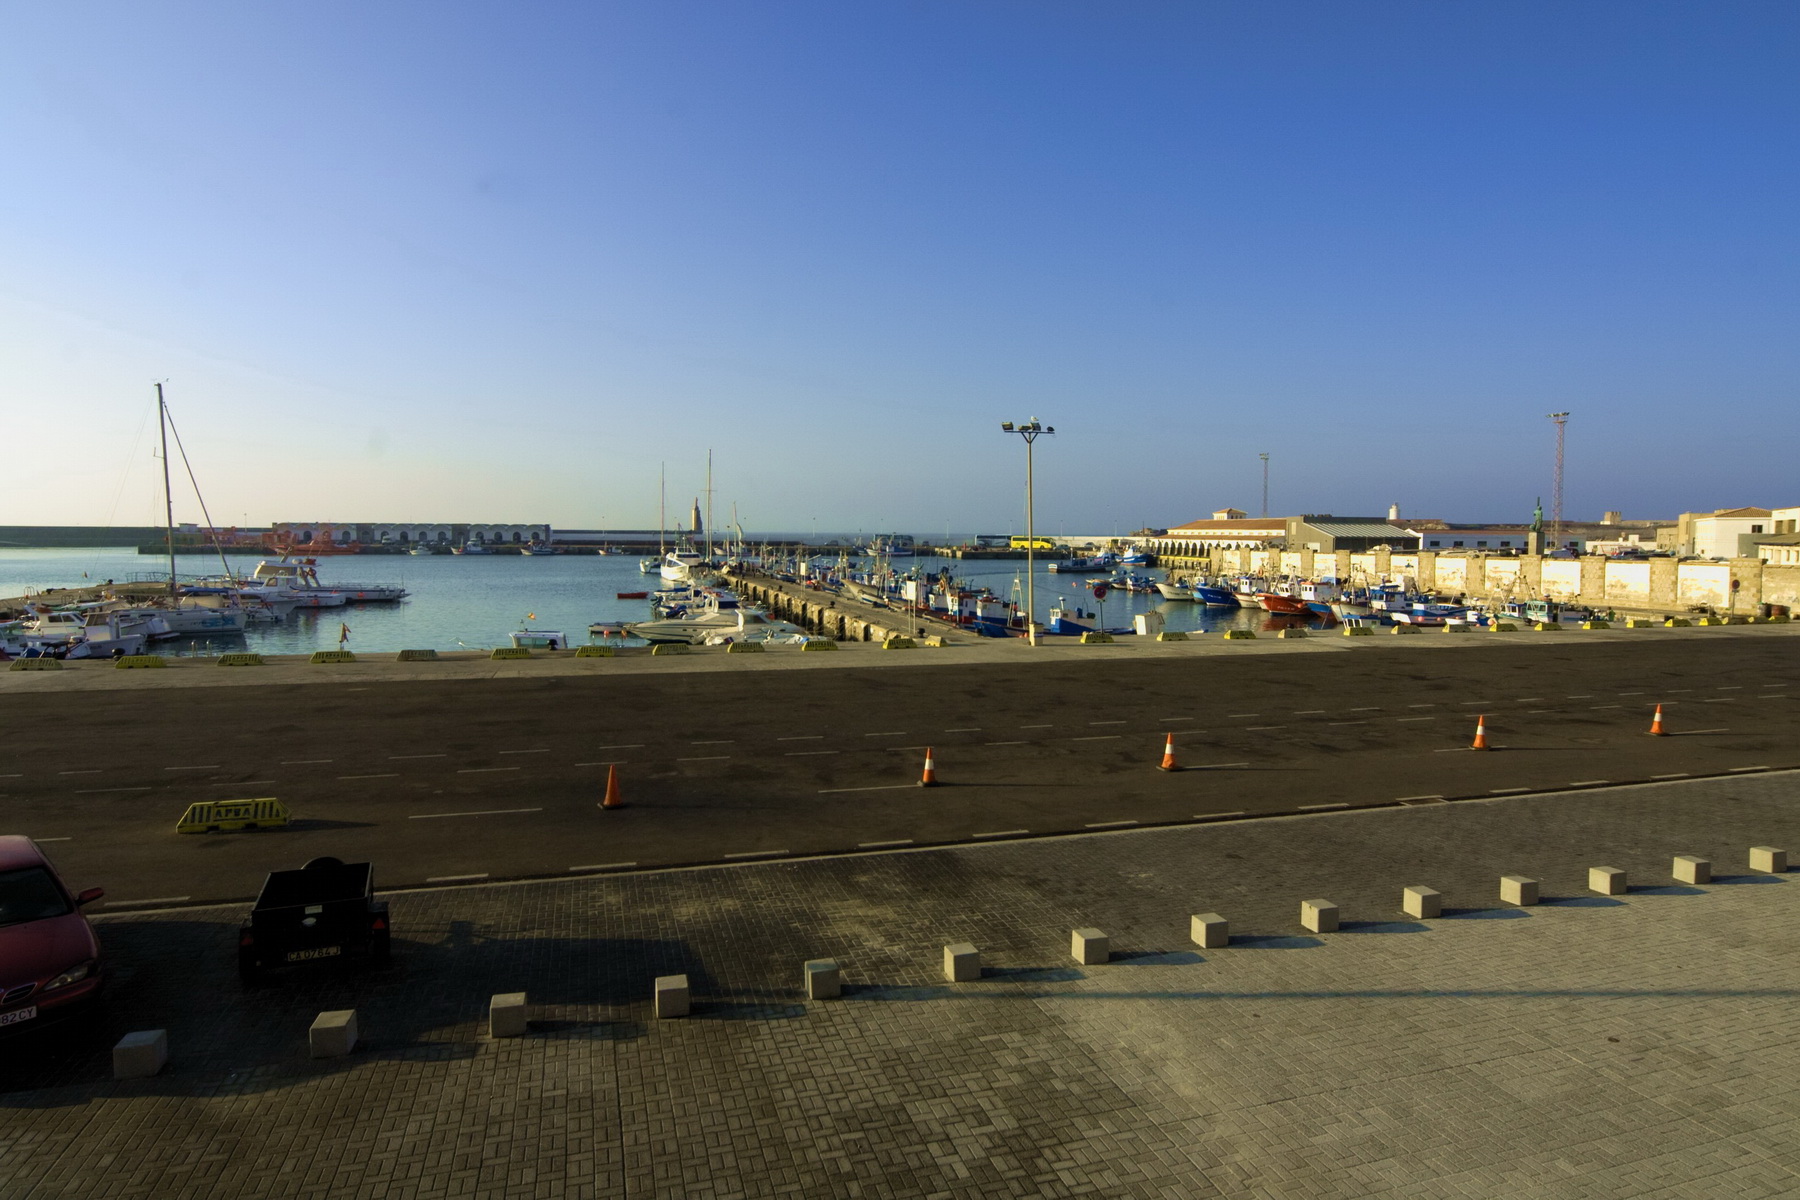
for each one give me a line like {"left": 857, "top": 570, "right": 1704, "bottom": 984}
{"left": 1001, "top": 419, "right": 1054, "bottom": 646}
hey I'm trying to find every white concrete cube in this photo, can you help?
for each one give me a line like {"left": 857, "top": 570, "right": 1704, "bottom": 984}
{"left": 654, "top": 974, "right": 690, "bottom": 1018}
{"left": 1070, "top": 928, "right": 1110, "bottom": 965}
{"left": 943, "top": 942, "right": 980, "bottom": 982}
{"left": 1750, "top": 846, "right": 1788, "bottom": 874}
{"left": 1500, "top": 875, "right": 1539, "bottom": 906}
{"left": 1402, "top": 886, "right": 1442, "bottom": 919}
{"left": 1589, "top": 866, "right": 1628, "bottom": 896}
{"left": 804, "top": 959, "right": 841, "bottom": 1000}
{"left": 1300, "top": 899, "right": 1339, "bottom": 933}
{"left": 112, "top": 1029, "right": 167, "bottom": 1080}
{"left": 489, "top": 992, "right": 528, "bottom": 1038}
{"left": 309, "top": 1009, "right": 358, "bottom": 1058}
{"left": 1672, "top": 855, "right": 1711, "bottom": 885}
{"left": 1190, "top": 913, "right": 1229, "bottom": 949}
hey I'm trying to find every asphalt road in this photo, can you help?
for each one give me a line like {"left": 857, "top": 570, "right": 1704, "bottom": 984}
{"left": 4, "top": 635, "right": 1796, "bottom": 906}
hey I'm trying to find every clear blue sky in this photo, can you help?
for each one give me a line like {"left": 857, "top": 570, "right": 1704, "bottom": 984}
{"left": 3, "top": 2, "right": 1796, "bottom": 534}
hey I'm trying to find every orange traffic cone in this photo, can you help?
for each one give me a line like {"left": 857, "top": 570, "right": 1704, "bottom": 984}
{"left": 1471, "top": 715, "right": 1490, "bottom": 750}
{"left": 1649, "top": 704, "right": 1668, "bottom": 736}
{"left": 918, "top": 747, "right": 939, "bottom": 788}
{"left": 1158, "top": 732, "right": 1179, "bottom": 771}
{"left": 600, "top": 764, "right": 624, "bottom": 808}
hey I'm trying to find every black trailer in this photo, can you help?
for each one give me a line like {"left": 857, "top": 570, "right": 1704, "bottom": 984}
{"left": 237, "top": 857, "right": 390, "bottom": 986}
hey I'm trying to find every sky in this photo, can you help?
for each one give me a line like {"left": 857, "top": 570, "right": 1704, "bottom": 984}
{"left": 3, "top": 2, "right": 1797, "bottom": 534}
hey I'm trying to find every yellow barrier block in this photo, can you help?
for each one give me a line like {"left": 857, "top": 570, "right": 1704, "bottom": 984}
{"left": 575, "top": 644, "right": 616, "bottom": 657}
{"left": 1664, "top": 617, "right": 1691, "bottom": 627}
{"left": 923, "top": 635, "right": 949, "bottom": 647}
{"left": 310, "top": 650, "right": 357, "bottom": 664}
{"left": 1581, "top": 620, "right": 1611, "bottom": 630}
{"left": 882, "top": 636, "right": 918, "bottom": 649}
{"left": 217, "top": 653, "right": 264, "bottom": 666}
{"left": 799, "top": 639, "right": 838, "bottom": 651}
{"left": 1697, "top": 616, "right": 1726, "bottom": 626}
{"left": 1768, "top": 614, "right": 1791, "bottom": 624}
{"left": 176, "top": 797, "right": 290, "bottom": 834}
{"left": 491, "top": 647, "right": 533, "bottom": 660}
{"left": 396, "top": 648, "right": 439, "bottom": 662}
{"left": 1624, "top": 618, "right": 1653, "bottom": 628}
{"left": 1490, "top": 622, "right": 1519, "bottom": 632}
{"left": 725, "top": 641, "right": 765, "bottom": 653}
{"left": 1532, "top": 622, "right": 1562, "bottom": 632}
{"left": 1277, "top": 628, "right": 1307, "bottom": 639}
{"left": 1391, "top": 625, "right": 1420, "bottom": 635}
{"left": 1157, "top": 630, "right": 1190, "bottom": 641}
{"left": 650, "top": 643, "right": 689, "bottom": 656}
{"left": 8, "top": 657, "right": 61, "bottom": 671}
{"left": 1341, "top": 626, "right": 1373, "bottom": 636}
{"left": 1079, "top": 631, "right": 1114, "bottom": 644}
{"left": 115, "top": 655, "right": 167, "bottom": 669}
{"left": 1443, "top": 625, "right": 1470, "bottom": 633}
{"left": 1222, "top": 630, "right": 1256, "bottom": 640}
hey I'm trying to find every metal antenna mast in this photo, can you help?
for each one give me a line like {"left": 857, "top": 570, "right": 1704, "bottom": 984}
{"left": 1547, "top": 412, "right": 1569, "bottom": 550}
{"left": 1259, "top": 452, "right": 1270, "bottom": 518}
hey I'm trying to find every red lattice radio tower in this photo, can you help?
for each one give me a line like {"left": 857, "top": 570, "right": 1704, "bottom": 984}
{"left": 1547, "top": 412, "right": 1569, "bottom": 549}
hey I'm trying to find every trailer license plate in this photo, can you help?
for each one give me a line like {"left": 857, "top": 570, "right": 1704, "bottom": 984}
{"left": 287, "top": 946, "right": 342, "bottom": 962}
{"left": 0, "top": 1006, "right": 37, "bottom": 1026}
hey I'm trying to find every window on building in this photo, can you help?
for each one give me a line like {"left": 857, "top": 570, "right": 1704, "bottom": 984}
{"left": 1500, "top": 541, "right": 1512, "bottom": 548}
{"left": 1452, "top": 541, "right": 1463, "bottom": 547}
{"left": 1476, "top": 541, "right": 1487, "bottom": 548}
{"left": 1751, "top": 525, "right": 1764, "bottom": 533}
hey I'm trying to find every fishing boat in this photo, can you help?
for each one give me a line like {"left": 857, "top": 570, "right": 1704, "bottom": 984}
{"left": 452, "top": 542, "right": 492, "bottom": 555}
{"left": 1193, "top": 582, "right": 1238, "bottom": 606}
{"left": 519, "top": 543, "right": 563, "bottom": 556}
{"left": 1047, "top": 555, "right": 1110, "bottom": 574}
{"left": 509, "top": 628, "right": 568, "bottom": 649}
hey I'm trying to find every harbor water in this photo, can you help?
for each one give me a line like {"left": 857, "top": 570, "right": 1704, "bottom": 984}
{"left": 0, "top": 548, "right": 1326, "bottom": 654}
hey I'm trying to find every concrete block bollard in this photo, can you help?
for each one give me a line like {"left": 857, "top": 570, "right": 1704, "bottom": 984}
{"left": 1070, "top": 928, "right": 1110, "bottom": 965}
{"left": 1672, "top": 855, "right": 1711, "bottom": 885}
{"left": 1750, "top": 846, "right": 1788, "bottom": 874}
{"left": 1500, "top": 875, "right": 1539, "bottom": 906}
{"left": 943, "top": 943, "right": 980, "bottom": 982}
{"left": 654, "top": 974, "right": 690, "bottom": 1018}
{"left": 1300, "top": 899, "right": 1339, "bottom": 933}
{"left": 804, "top": 959, "right": 841, "bottom": 1000}
{"left": 112, "top": 1030, "right": 168, "bottom": 1080}
{"left": 1402, "top": 886, "right": 1442, "bottom": 919}
{"left": 309, "top": 1010, "right": 358, "bottom": 1058}
{"left": 1589, "top": 866, "right": 1628, "bottom": 896}
{"left": 1190, "top": 913, "right": 1229, "bottom": 949}
{"left": 489, "top": 992, "right": 528, "bottom": 1038}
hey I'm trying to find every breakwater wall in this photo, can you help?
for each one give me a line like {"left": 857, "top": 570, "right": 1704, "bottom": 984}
{"left": 1165, "top": 547, "right": 1800, "bottom": 614}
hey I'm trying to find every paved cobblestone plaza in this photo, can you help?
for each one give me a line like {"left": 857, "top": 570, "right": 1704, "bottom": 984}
{"left": 4, "top": 772, "right": 1799, "bottom": 1198}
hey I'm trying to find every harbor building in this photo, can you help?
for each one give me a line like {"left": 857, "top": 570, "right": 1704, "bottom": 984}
{"left": 1284, "top": 515, "right": 1420, "bottom": 553}
{"left": 270, "top": 522, "right": 551, "bottom": 548}
{"left": 1144, "top": 510, "right": 1286, "bottom": 563}
{"left": 1672, "top": 507, "right": 1776, "bottom": 559}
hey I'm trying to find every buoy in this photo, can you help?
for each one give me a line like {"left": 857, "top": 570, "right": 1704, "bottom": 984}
{"left": 918, "top": 747, "right": 939, "bottom": 788}
{"left": 1649, "top": 704, "right": 1668, "bottom": 736}
{"left": 601, "top": 764, "right": 624, "bottom": 808}
{"left": 1471, "top": 715, "right": 1490, "bottom": 751}
{"left": 1158, "top": 732, "right": 1179, "bottom": 771}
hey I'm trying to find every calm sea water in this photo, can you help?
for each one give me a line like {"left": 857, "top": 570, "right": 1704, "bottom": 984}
{"left": 0, "top": 548, "right": 1312, "bottom": 653}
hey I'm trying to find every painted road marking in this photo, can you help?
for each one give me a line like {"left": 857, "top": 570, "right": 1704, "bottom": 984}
{"left": 426, "top": 873, "right": 489, "bottom": 884}
{"left": 1299, "top": 802, "right": 1349, "bottom": 811}
{"left": 58, "top": 770, "right": 101, "bottom": 776}
{"left": 1086, "top": 819, "right": 1139, "bottom": 828}
{"left": 818, "top": 784, "right": 919, "bottom": 794}
{"left": 863, "top": 731, "right": 907, "bottom": 737}
{"left": 341, "top": 773, "right": 399, "bottom": 780}
{"left": 572, "top": 761, "right": 629, "bottom": 767}
{"left": 1617, "top": 691, "right": 1644, "bottom": 696}
{"left": 858, "top": 839, "right": 915, "bottom": 849}
{"left": 1349, "top": 706, "right": 1381, "bottom": 711}
{"left": 1677, "top": 728, "right": 1729, "bottom": 735}
{"left": 1327, "top": 720, "right": 1369, "bottom": 726}
{"left": 410, "top": 807, "right": 543, "bottom": 820}
{"left": 391, "top": 754, "right": 447, "bottom": 760}
{"left": 1192, "top": 762, "right": 1250, "bottom": 769}
{"left": 1490, "top": 787, "right": 1532, "bottom": 794}
{"left": 1244, "top": 725, "right": 1284, "bottom": 731}
{"left": 1569, "top": 780, "right": 1612, "bottom": 786}
{"left": 723, "top": 849, "right": 789, "bottom": 859}
{"left": 677, "top": 756, "right": 731, "bottom": 762}
{"left": 1567, "top": 695, "right": 1594, "bottom": 699}
{"left": 1731, "top": 766, "right": 1772, "bottom": 773}
{"left": 786, "top": 750, "right": 839, "bottom": 756}
{"left": 594, "top": 744, "right": 644, "bottom": 750}
{"left": 75, "top": 787, "right": 152, "bottom": 794}
{"left": 457, "top": 767, "right": 521, "bottom": 774}
{"left": 1590, "top": 705, "right": 1622, "bottom": 710}
{"left": 1070, "top": 735, "right": 1122, "bottom": 741}
{"left": 0, "top": 774, "right": 19, "bottom": 778}
{"left": 1514, "top": 697, "right": 1543, "bottom": 702}
{"left": 1398, "top": 795, "right": 1446, "bottom": 802}
{"left": 35, "top": 837, "right": 71, "bottom": 842}
{"left": 972, "top": 829, "right": 1029, "bottom": 838}
{"left": 944, "top": 727, "right": 982, "bottom": 732}
{"left": 498, "top": 748, "right": 551, "bottom": 755}
{"left": 691, "top": 740, "right": 735, "bottom": 745}
{"left": 1704, "top": 698, "right": 1733, "bottom": 703}
{"left": 985, "top": 740, "right": 1028, "bottom": 746}
{"left": 1408, "top": 704, "right": 1438, "bottom": 708}
{"left": 1160, "top": 716, "right": 1195, "bottom": 721}
{"left": 1294, "top": 709, "right": 1326, "bottom": 715}
{"left": 282, "top": 759, "right": 333, "bottom": 764}
{"left": 1396, "top": 717, "right": 1435, "bottom": 722}
{"left": 778, "top": 735, "right": 824, "bottom": 741}
{"left": 1020, "top": 724, "right": 1054, "bottom": 729}
{"left": 1652, "top": 773, "right": 1692, "bottom": 780}
{"left": 215, "top": 779, "right": 275, "bottom": 786}
{"left": 569, "top": 862, "right": 637, "bottom": 872}
{"left": 1717, "top": 685, "right": 1744, "bottom": 690}
{"left": 1088, "top": 720, "right": 1128, "bottom": 725}
{"left": 104, "top": 897, "right": 191, "bottom": 907}
{"left": 162, "top": 765, "right": 220, "bottom": 772}
{"left": 1227, "top": 713, "right": 1259, "bottom": 717}
{"left": 1194, "top": 811, "right": 1246, "bottom": 819}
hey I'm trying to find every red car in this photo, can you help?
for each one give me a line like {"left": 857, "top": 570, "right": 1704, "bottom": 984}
{"left": 0, "top": 836, "right": 105, "bottom": 1036}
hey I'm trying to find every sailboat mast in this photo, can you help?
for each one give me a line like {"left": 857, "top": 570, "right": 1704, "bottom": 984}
{"left": 157, "top": 383, "right": 177, "bottom": 604}
{"left": 659, "top": 463, "right": 666, "bottom": 556}
{"left": 704, "top": 449, "right": 713, "bottom": 561}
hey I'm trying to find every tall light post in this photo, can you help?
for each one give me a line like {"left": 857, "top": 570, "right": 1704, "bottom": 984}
{"left": 1259, "top": 452, "right": 1271, "bottom": 518}
{"left": 1001, "top": 419, "right": 1054, "bottom": 645}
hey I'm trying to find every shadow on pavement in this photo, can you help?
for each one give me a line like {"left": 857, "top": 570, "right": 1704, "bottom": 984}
{"left": 1442, "top": 907, "right": 1531, "bottom": 919}
{"left": 1339, "top": 920, "right": 1429, "bottom": 933}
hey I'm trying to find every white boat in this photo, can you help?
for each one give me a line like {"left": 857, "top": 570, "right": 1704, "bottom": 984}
{"left": 659, "top": 549, "right": 720, "bottom": 586}
{"left": 452, "top": 542, "right": 492, "bottom": 555}
{"left": 19, "top": 610, "right": 154, "bottom": 658}
{"left": 509, "top": 629, "right": 568, "bottom": 649}
{"left": 250, "top": 560, "right": 407, "bottom": 604}
{"left": 625, "top": 595, "right": 794, "bottom": 644}
{"left": 1155, "top": 581, "right": 1195, "bottom": 601}
{"left": 409, "top": 545, "right": 436, "bottom": 556}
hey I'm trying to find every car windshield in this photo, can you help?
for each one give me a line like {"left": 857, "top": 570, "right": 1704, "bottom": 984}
{"left": 0, "top": 867, "right": 73, "bottom": 928}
